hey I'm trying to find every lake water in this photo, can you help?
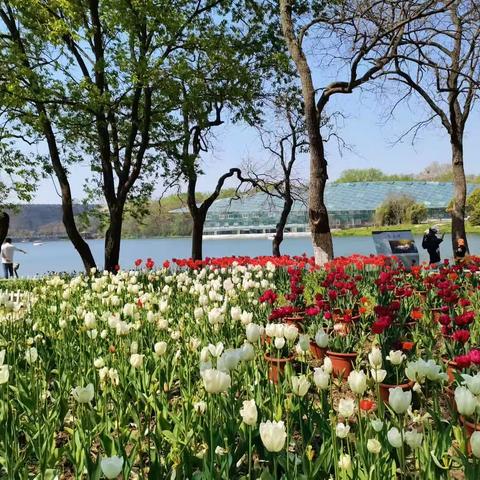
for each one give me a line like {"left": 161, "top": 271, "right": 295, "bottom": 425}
{"left": 8, "top": 233, "right": 480, "bottom": 277}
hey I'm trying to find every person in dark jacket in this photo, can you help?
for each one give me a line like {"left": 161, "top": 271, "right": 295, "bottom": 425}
{"left": 454, "top": 238, "right": 467, "bottom": 264}
{"left": 422, "top": 227, "right": 444, "bottom": 265}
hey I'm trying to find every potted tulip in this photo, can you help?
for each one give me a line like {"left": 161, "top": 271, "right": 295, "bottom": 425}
{"left": 455, "top": 380, "right": 480, "bottom": 445}
{"left": 441, "top": 310, "right": 475, "bottom": 382}
{"left": 326, "top": 320, "right": 364, "bottom": 379}
{"left": 263, "top": 322, "right": 297, "bottom": 383}
{"left": 369, "top": 347, "right": 413, "bottom": 404}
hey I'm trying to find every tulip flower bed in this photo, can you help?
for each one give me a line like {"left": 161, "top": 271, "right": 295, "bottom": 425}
{"left": 1, "top": 255, "right": 480, "bottom": 479}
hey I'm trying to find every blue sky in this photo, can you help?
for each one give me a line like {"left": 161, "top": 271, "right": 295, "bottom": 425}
{"left": 33, "top": 76, "right": 480, "bottom": 204}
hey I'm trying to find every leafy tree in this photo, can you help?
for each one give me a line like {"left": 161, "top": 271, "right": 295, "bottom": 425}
{"left": 0, "top": 0, "right": 262, "bottom": 271}
{"left": 386, "top": 0, "right": 480, "bottom": 253}
{"left": 0, "top": 143, "right": 38, "bottom": 244}
{"left": 278, "top": 0, "right": 445, "bottom": 265}
{"left": 335, "top": 169, "right": 414, "bottom": 183}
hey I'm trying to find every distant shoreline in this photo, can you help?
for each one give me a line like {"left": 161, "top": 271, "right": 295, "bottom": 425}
{"left": 10, "top": 221, "right": 480, "bottom": 243}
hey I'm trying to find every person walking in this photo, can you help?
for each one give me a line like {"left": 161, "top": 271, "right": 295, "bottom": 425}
{"left": 422, "top": 227, "right": 444, "bottom": 265}
{"left": 1, "top": 238, "right": 26, "bottom": 279}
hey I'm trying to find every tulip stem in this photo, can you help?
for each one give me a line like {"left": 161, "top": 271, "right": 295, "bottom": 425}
{"left": 209, "top": 396, "right": 214, "bottom": 475}
{"left": 248, "top": 426, "right": 252, "bottom": 479}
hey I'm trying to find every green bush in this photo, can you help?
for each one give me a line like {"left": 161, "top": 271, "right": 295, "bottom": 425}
{"left": 406, "top": 203, "right": 428, "bottom": 224}
{"left": 375, "top": 194, "right": 427, "bottom": 226}
{"left": 467, "top": 188, "right": 480, "bottom": 226}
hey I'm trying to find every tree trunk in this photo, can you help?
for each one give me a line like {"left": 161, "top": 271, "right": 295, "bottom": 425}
{"left": 104, "top": 205, "right": 124, "bottom": 272}
{"left": 192, "top": 212, "right": 206, "bottom": 261}
{"left": 0, "top": 212, "right": 9, "bottom": 246}
{"left": 451, "top": 139, "right": 469, "bottom": 253}
{"left": 272, "top": 198, "right": 293, "bottom": 257}
{"left": 279, "top": 0, "right": 333, "bottom": 265}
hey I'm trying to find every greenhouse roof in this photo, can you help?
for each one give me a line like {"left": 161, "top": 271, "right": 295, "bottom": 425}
{"left": 172, "top": 182, "right": 477, "bottom": 214}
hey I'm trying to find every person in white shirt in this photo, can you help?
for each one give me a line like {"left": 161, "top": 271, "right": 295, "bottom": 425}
{"left": 1, "top": 238, "right": 26, "bottom": 279}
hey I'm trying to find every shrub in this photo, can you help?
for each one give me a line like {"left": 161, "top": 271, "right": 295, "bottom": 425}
{"left": 375, "top": 194, "right": 426, "bottom": 226}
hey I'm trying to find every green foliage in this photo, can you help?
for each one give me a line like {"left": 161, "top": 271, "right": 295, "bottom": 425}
{"left": 335, "top": 168, "right": 414, "bottom": 183}
{"left": 406, "top": 202, "right": 427, "bottom": 224}
{"left": 467, "top": 189, "right": 480, "bottom": 226}
{"left": 336, "top": 166, "right": 480, "bottom": 184}
{"left": 375, "top": 194, "right": 426, "bottom": 226}
{"left": 0, "top": 143, "right": 38, "bottom": 209}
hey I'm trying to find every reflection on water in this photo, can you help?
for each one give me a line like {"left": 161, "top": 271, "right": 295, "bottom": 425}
{"left": 11, "top": 234, "right": 480, "bottom": 276}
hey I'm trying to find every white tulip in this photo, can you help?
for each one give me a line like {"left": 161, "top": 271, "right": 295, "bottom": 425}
{"left": 298, "top": 334, "right": 310, "bottom": 352}
{"left": 404, "top": 430, "right": 423, "bottom": 449}
{"left": 323, "top": 356, "right": 333, "bottom": 374}
{"left": 338, "top": 453, "right": 351, "bottom": 470}
{"left": 217, "top": 349, "right": 241, "bottom": 371}
{"left": 259, "top": 420, "right": 287, "bottom": 452}
{"left": 470, "top": 431, "right": 480, "bottom": 458}
{"left": 100, "top": 455, "right": 124, "bottom": 479}
{"left": 462, "top": 373, "right": 480, "bottom": 396}
{"left": 284, "top": 324, "right": 299, "bottom": 342}
{"left": 388, "top": 387, "right": 412, "bottom": 414}
{"left": 240, "top": 342, "right": 255, "bottom": 361}
{"left": 367, "top": 438, "right": 382, "bottom": 454}
{"left": 208, "top": 342, "right": 224, "bottom": 358}
{"left": 246, "top": 323, "right": 262, "bottom": 343}
{"left": 129, "top": 354, "right": 144, "bottom": 369}
{"left": 291, "top": 375, "right": 310, "bottom": 397}
{"left": 386, "top": 350, "right": 406, "bottom": 366}
{"left": 193, "top": 401, "right": 207, "bottom": 415}
{"left": 348, "top": 370, "right": 367, "bottom": 395}
{"left": 154, "top": 341, "right": 167, "bottom": 357}
{"left": 387, "top": 427, "right": 403, "bottom": 448}
{"left": 455, "top": 386, "right": 477, "bottom": 416}
{"left": 25, "top": 347, "right": 38, "bottom": 365}
{"left": 240, "top": 399, "right": 258, "bottom": 426}
{"left": 94, "top": 358, "right": 105, "bottom": 369}
{"left": 0, "top": 365, "right": 9, "bottom": 384}
{"left": 274, "top": 337, "right": 286, "bottom": 350}
{"left": 371, "top": 419, "right": 384, "bottom": 432}
{"left": 313, "top": 367, "right": 330, "bottom": 390}
{"left": 265, "top": 323, "right": 276, "bottom": 337}
{"left": 230, "top": 307, "right": 242, "bottom": 321}
{"left": 240, "top": 311, "right": 253, "bottom": 326}
{"left": 84, "top": 312, "right": 96, "bottom": 329}
{"left": 338, "top": 398, "right": 355, "bottom": 418}
{"left": 336, "top": 422, "right": 350, "bottom": 438}
{"left": 368, "top": 347, "right": 383, "bottom": 369}
{"left": 72, "top": 383, "right": 94, "bottom": 403}
{"left": 202, "top": 368, "right": 231, "bottom": 394}
{"left": 315, "top": 328, "right": 329, "bottom": 348}
{"left": 371, "top": 368, "right": 387, "bottom": 383}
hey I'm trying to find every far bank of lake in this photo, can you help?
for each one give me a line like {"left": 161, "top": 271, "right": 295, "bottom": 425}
{"left": 9, "top": 233, "right": 480, "bottom": 277}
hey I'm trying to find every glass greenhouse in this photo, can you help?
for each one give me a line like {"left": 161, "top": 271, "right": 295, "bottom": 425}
{"left": 173, "top": 182, "right": 476, "bottom": 234}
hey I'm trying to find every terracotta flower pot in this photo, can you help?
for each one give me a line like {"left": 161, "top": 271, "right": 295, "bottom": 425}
{"left": 460, "top": 416, "right": 480, "bottom": 454}
{"left": 326, "top": 351, "right": 357, "bottom": 379}
{"left": 309, "top": 341, "right": 327, "bottom": 360}
{"left": 378, "top": 381, "right": 414, "bottom": 404}
{"left": 442, "top": 358, "right": 461, "bottom": 384}
{"left": 264, "top": 353, "right": 294, "bottom": 384}
{"left": 460, "top": 416, "right": 480, "bottom": 437}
